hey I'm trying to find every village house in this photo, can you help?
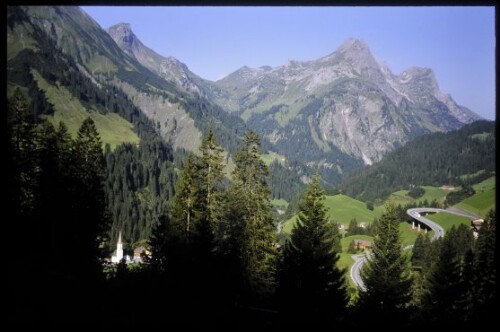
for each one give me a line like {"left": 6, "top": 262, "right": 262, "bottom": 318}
{"left": 354, "top": 239, "right": 372, "bottom": 250}
{"left": 471, "top": 219, "right": 484, "bottom": 238}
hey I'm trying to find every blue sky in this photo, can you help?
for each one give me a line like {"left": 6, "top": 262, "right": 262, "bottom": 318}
{"left": 81, "top": 6, "right": 495, "bottom": 120}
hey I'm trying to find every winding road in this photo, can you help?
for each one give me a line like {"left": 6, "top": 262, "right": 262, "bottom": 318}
{"left": 350, "top": 207, "right": 476, "bottom": 291}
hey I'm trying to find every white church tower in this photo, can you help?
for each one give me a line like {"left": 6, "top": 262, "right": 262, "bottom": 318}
{"left": 111, "top": 232, "right": 124, "bottom": 263}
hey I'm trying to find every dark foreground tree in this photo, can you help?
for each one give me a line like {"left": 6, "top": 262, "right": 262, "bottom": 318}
{"left": 198, "top": 127, "right": 225, "bottom": 236}
{"left": 222, "top": 130, "right": 277, "bottom": 301}
{"left": 7, "top": 91, "right": 111, "bottom": 323}
{"left": 471, "top": 210, "right": 496, "bottom": 324}
{"left": 70, "top": 117, "right": 110, "bottom": 277}
{"left": 146, "top": 214, "right": 183, "bottom": 275}
{"left": 7, "top": 88, "right": 37, "bottom": 222}
{"left": 36, "top": 121, "right": 73, "bottom": 262}
{"left": 358, "top": 200, "right": 412, "bottom": 325}
{"left": 279, "top": 174, "right": 347, "bottom": 325}
{"left": 425, "top": 224, "right": 474, "bottom": 325}
{"left": 170, "top": 153, "right": 200, "bottom": 243}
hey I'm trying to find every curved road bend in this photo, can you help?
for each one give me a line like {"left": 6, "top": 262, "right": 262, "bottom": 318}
{"left": 350, "top": 207, "right": 473, "bottom": 291}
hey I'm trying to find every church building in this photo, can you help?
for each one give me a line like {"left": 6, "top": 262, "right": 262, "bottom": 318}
{"left": 111, "top": 232, "right": 131, "bottom": 264}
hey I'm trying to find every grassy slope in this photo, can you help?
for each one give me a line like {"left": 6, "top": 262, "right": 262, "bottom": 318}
{"left": 260, "top": 151, "right": 286, "bottom": 166}
{"left": 271, "top": 198, "right": 289, "bottom": 210}
{"left": 323, "top": 194, "right": 381, "bottom": 224}
{"left": 425, "top": 212, "right": 472, "bottom": 231}
{"left": 282, "top": 176, "right": 494, "bottom": 296}
{"left": 282, "top": 194, "right": 381, "bottom": 234}
{"left": 389, "top": 186, "right": 449, "bottom": 207}
{"left": 456, "top": 176, "right": 496, "bottom": 217}
{"left": 338, "top": 253, "right": 355, "bottom": 288}
{"left": 7, "top": 27, "right": 37, "bottom": 60}
{"left": 282, "top": 187, "right": 445, "bottom": 290}
{"left": 33, "top": 70, "right": 139, "bottom": 149}
{"left": 281, "top": 180, "right": 485, "bottom": 241}
{"left": 399, "top": 222, "right": 433, "bottom": 245}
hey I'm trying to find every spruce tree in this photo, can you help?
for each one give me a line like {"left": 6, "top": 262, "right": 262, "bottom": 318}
{"left": 198, "top": 127, "right": 225, "bottom": 251}
{"left": 472, "top": 210, "right": 496, "bottom": 323}
{"left": 425, "top": 225, "right": 474, "bottom": 325}
{"left": 279, "top": 174, "right": 347, "bottom": 324}
{"left": 199, "top": 128, "right": 225, "bottom": 225}
{"left": 226, "top": 130, "right": 277, "bottom": 300}
{"left": 412, "top": 233, "right": 427, "bottom": 267}
{"left": 359, "top": 200, "right": 412, "bottom": 323}
{"left": 7, "top": 88, "right": 37, "bottom": 218}
{"left": 169, "top": 149, "right": 221, "bottom": 308}
{"left": 409, "top": 233, "right": 435, "bottom": 312}
{"left": 147, "top": 214, "right": 182, "bottom": 275}
{"left": 170, "top": 153, "right": 201, "bottom": 243}
{"left": 36, "top": 120, "right": 73, "bottom": 260}
{"left": 71, "top": 117, "right": 110, "bottom": 276}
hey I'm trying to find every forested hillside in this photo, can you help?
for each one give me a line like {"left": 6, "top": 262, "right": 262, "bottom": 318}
{"left": 6, "top": 6, "right": 310, "bottom": 243}
{"left": 7, "top": 6, "right": 247, "bottom": 157}
{"left": 7, "top": 88, "right": 496, "bottom": 328}
{"left": 341, "top": 120, "right": 495, "bottom": 203}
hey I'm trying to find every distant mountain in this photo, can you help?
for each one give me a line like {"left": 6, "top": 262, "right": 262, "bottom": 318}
{"left": 341, "top": 120, "right": 495, "bottom": 203}
{"left": 7, "top": 7, "right": 246, "bottom": 156}
{"left": 105, "top": 22, "right": 482, "bottom": 186}
{"left": 8, "top": 6, "right": 484, "bottom": 189}
{"left": 107, "top": 23, "right": 237, "bottom": 110}
{"left": 215, "top": 38, "right": 481, "bottom": 166}
{"left": 7, "top": 5, "right": 491, "bottom": 242}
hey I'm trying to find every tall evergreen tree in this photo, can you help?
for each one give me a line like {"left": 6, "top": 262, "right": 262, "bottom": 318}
{"left": 225, "top": 130, "right": 277, "bottom": 300}
{"left": 70, "top": 117, "right": 110, "bottom": 276}
{"left": 198, "top": 127, "right": 225, "bottom": 247}
{"left": 35, "top": 120, "right": 73, "bottom": 260}
{"left": 412, "top": 233, "right": 428, "bottom": 267}
{"left": 409, "top": 233, "right": 441, "bottom": 316}
{"left": 7, "top": 88, "right": 37, "bottom": 219}
{"left": 279, "top": 174, "right": 347, "bottom": 324}
{"left": 170, "top": 153, "right": 200, "bottom": 243}
{"left": 358, "top": 200, "right": 413, "bottom": 324}
{"left": 424, "top": 224, "right": 474, "bottom": 325}
{"left": 472, "top": 210, "right": 496, "bottom": 323}
{"left": 146, "top": 214, "right": 182, "bottom": 275}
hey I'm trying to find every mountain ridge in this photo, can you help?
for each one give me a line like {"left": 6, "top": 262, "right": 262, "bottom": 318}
{"left": 104, "top": 21, "right": 482, "bottom": 185}
{"left": 107, "top": 22, "right": 235, "bottom": 107}
{"left": 8, "top": 6, "right": 484, "bottom": 189}
{"left": 212, "top": 37, "right": 481, "bottom": 166}
{"left": 341, "top": 120, "right": 495, "bottom": 203}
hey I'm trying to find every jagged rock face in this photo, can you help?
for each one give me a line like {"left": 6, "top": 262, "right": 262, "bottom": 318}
{"left": 116, "top": 81, "right": 202, "bottom": 152}
{"left": 107, "top": 23, "right": 231, "bottom": 104}
{"left": 215, "top": 38, "right": 481, "bottom": 165}
{"left": 107, "top": 23, "right": 200, "bottom": 92}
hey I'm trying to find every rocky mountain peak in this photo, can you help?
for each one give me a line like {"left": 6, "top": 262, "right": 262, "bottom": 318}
{"left": 102, "top": 23, "right": 482, "bottom": 169}
{"left": 164, "top": 56, "right": 188, "bottom": 70}
{"left": 401, "top": 67, "right": 435, "bottom": 80}
{"left": 338, "top": 38, "right": 369, "bottom": 53}
{"left": 214, "top": 37, "right": 481, "bottom": 167}
{"left": 107, "top": 22, "right": 144, "bottom": 57}
{"left": 108, "top": 23, "right": 134, "bottom": 45}
{"left": 106, "top": 22, "right": 217, "bottom": 97}
{"left": 399, "top": 66, "right": 440, "bottom": 94}
{"left": 338, "top": 38, "right": 379, "bottom": 69}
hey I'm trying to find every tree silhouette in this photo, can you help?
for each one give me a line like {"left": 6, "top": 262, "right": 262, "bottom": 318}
{"left": 223, "top": 130, "right": 277, "bottom": 301}
{"left": 358, "top": 200, "right": 412, "bottom": 325}
{"left": 279, "top": 174, "right": 347, "bottom": 325}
